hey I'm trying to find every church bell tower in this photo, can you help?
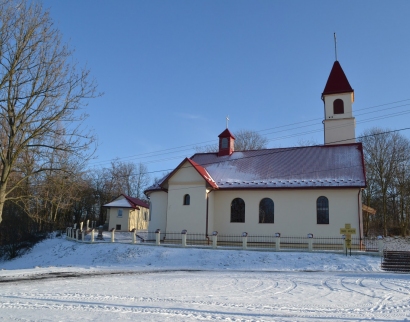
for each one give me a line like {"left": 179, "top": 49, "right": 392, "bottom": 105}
{"left": 322, "top": 61, "right": 356, "bottom": 145}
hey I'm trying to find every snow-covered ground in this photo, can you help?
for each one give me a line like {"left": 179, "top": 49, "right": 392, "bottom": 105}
{"left": 0, "top": 234, "right": 409, "bottom": 321}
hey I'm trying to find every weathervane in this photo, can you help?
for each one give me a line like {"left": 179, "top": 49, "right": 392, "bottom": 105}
{"left": 334, "top": 32, "right": 338, "bottom": 61}
{"left": 226, "top": 115, "right": 229, "bottom": 129}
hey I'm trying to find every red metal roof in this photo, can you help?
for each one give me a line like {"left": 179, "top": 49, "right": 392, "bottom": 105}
{"left": 218, "top": 128, "right": 235, "bottom": 139}
{"left": 322, "top": 61, "right": 353, "bottom": 97}
{"left": 187, "top": 158, "right": 218, "bottom": 189}
{"left": 191, "top": 143, "right": 366, "bottom": 189}
{"left": 103, "top": 194, "right": 149, "bottom": 209}
{"left": 145, "top": 143, "right": 366, "bottom": 193}
{"left": 122, "top": 194, "right": 149, "bottom": 208}
{"left": 155, "top": 157, "right": 218, "bottom": 190}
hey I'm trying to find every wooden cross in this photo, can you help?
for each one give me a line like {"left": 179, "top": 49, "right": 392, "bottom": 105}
{"left": 340, "top": 223, "right": 356, "bottom": 248}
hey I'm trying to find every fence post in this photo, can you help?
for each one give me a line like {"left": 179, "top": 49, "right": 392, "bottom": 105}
{"left": 377, "top": 236, "right": 384, "bottom": 255}
{"left": 80, "top": 222, "right": 83, "bottom": 231}
{"left": 212, "top": 231, "right": 218, "bottom": 249}
{"left": 155, "top": 229, "right": 161, "bottom": 245}
{"left": 342, "top": 235, "right": 346, "bottom": 253}
{"left": 82, "top": 230, "right": 85, "bottom": 242}
{"left": 76, "top": 229, "right": 80, "bottom": 241}
{"left": 66, "top": 227, "right": 69, "bottom": 239}
{"left": 69, "top": 228, "right": 72, "bottom": 239}
{"left": 91, "top": 229, "right": 94, "bottom": 243}
{"left": 242, "top": 232, "right": 248, "bottom": 249}
{"left": 132, "top": 229, "right": 137, "bottom": 244}
{"left": 86, "top": 220, "right": 89, "bottom": 230}
{"left": 275, "top": 233, "right": 281, "bottom": 251}
{"left": 307, "top": 234, "right": 314, "bottom": 252}
{"left": 181, "top": 230, "right": 187, "bottom": 247}
{"left": 111, "top": 228, "right": 115, "bottom": 242}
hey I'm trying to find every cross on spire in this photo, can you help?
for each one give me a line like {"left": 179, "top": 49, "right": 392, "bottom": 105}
{"left": 226, "top": 115, "right": 229, "bottom": 128}
{"left": 334, "top": 32, "right": 338, "bottom": 61}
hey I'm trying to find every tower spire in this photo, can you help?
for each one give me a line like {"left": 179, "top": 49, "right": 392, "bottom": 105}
{"left": 334, "top": 32, "right": 338, "bottom": 61}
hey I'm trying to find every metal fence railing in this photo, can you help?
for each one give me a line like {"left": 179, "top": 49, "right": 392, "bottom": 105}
{"left": 280, "top": 236, "right": 309, "bottom": 250}
{"left": 247, "top": 235, "right": 277, "bottom": 249}
{"left": 313, "top": 237, "right": 344, "bottom": 251}
{"left": 66, "top": 228, "right": 383, "bottom": 253}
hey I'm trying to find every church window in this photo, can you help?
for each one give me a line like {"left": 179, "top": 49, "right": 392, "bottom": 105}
{"left": 317, "top": 196, "right": 329, "bottom": 224}
{"left": 333, "top": 99, "right": 344, "bottom": 114}
{"left": 231, "top": 198, "right": 245, "bottom": 223}
{"left": 221, "top": 137, "right": 228, "bottom": 148}
{"left": 259, "top": 198, "right": 274, "bottom": 223}
{"left": 183, "top": 194, "right": 190, "bottom": 205}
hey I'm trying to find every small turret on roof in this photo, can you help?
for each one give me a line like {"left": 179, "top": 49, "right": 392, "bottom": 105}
{"left": 218, "top": 128, "right": 235, "bottom": 156}
{"left": 322, "top": 61, "right": 353, "bottom": 98}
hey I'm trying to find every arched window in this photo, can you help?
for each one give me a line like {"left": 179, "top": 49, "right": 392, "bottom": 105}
{"left": 231, "top": 198, "right": 245, "bottom": 222}
{"left": 183, "top": 194, "right": 190, "bottom": 205}
{"left": 259, "top": 198, "right": 274, "bottom": 223}
{"left": 333, "top": 99, "right": 344, "bottom": 114}
{"left": 317, "top": 196, "right": 329, "bottom": 224}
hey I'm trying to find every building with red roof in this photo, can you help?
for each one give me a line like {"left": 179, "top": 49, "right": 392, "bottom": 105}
{"left": 103, "top": 194, "right": 150, "bottom": 231}
{"left": 145, "top": 60, "right": 365, "bottom": 239}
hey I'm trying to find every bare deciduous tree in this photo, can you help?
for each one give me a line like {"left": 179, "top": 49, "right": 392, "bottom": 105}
{"left": 360, "top": 128, "right": 410, "bottom": 236}
{"left": 109, "top": 160, "right": 150, "bottom": 199}
{"left": 234, "top": 129, "right": 268, "bottom": 151}
{"left": 0, "top": 0, "right": 98, "bottom": 223}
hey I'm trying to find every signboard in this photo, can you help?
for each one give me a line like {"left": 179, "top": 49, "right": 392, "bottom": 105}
{"left": 340, "top": 223, "right": 356, "bottom": 235}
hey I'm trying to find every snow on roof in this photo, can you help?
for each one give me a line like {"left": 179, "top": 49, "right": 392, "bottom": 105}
{"left": 145, "top": 143, "right": 366, "bottom": 193}
{"left": 192, "top": 143, "right": 366, "bottom": 189}
{"left": 103, "top": 194, "right": 149, "bottom": 209}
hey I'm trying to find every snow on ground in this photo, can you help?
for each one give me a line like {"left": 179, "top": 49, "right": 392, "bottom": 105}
{"left": 0, "top": 234, "right": 409, "bottom": 321}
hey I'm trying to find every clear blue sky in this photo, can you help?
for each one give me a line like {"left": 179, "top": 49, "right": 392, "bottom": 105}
{"left": 41, "top": 0, "right": 410, "bottom": 179}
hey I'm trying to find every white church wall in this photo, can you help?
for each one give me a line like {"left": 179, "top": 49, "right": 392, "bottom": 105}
{"left": 323, "top": 92, "right": 354, "bottom": 119}
{"left": 212, "top": 188, "right": 361, "bottom": 238}
{"left": 168, "top": 160, "right": 202, "bottom": 184}
{"left": 164, "top": 161, "right": 209, "bottom": 233}
{"left": 324, "top": 118, "right": 356, "bottom": 145}
{"left": 166, "top": 183, "right": 207, "bottom": 233}
{"left": 207, "top": 189, "right": 215, "bottom": 234}
{"left": 148, "top": 191, "right": 168, "bottom": 232}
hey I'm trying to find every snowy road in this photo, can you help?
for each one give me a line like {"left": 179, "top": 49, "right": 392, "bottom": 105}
{"left": 1, "top": 270, "right": 410, "bottom": 321}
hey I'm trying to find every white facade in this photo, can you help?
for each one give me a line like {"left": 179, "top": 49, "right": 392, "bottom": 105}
{"left": 146, "top": 162, "right": 364, "bottom": 238}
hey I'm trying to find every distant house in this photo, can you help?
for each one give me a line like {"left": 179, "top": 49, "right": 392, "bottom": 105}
{"left": 144, "top": 60, "right": 367, "bottom": 239}
{"left": 103, "top": 194, "right": 149, "bottom": 231}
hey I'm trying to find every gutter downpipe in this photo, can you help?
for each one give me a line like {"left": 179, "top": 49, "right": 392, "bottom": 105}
{"left": 358, "top": 189, "right": 363, "bottom": 250}
{"left": 206, "top": 189, "right": 213, "bottom": 245}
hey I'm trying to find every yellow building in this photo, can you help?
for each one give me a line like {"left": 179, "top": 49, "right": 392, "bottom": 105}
{"left": 104, "top": 194, "right": 149, "bottom": 231}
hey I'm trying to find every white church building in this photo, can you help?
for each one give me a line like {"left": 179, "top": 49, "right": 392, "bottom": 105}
{"left": 145, "top": 60, "right": 366, "bottom": 239}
